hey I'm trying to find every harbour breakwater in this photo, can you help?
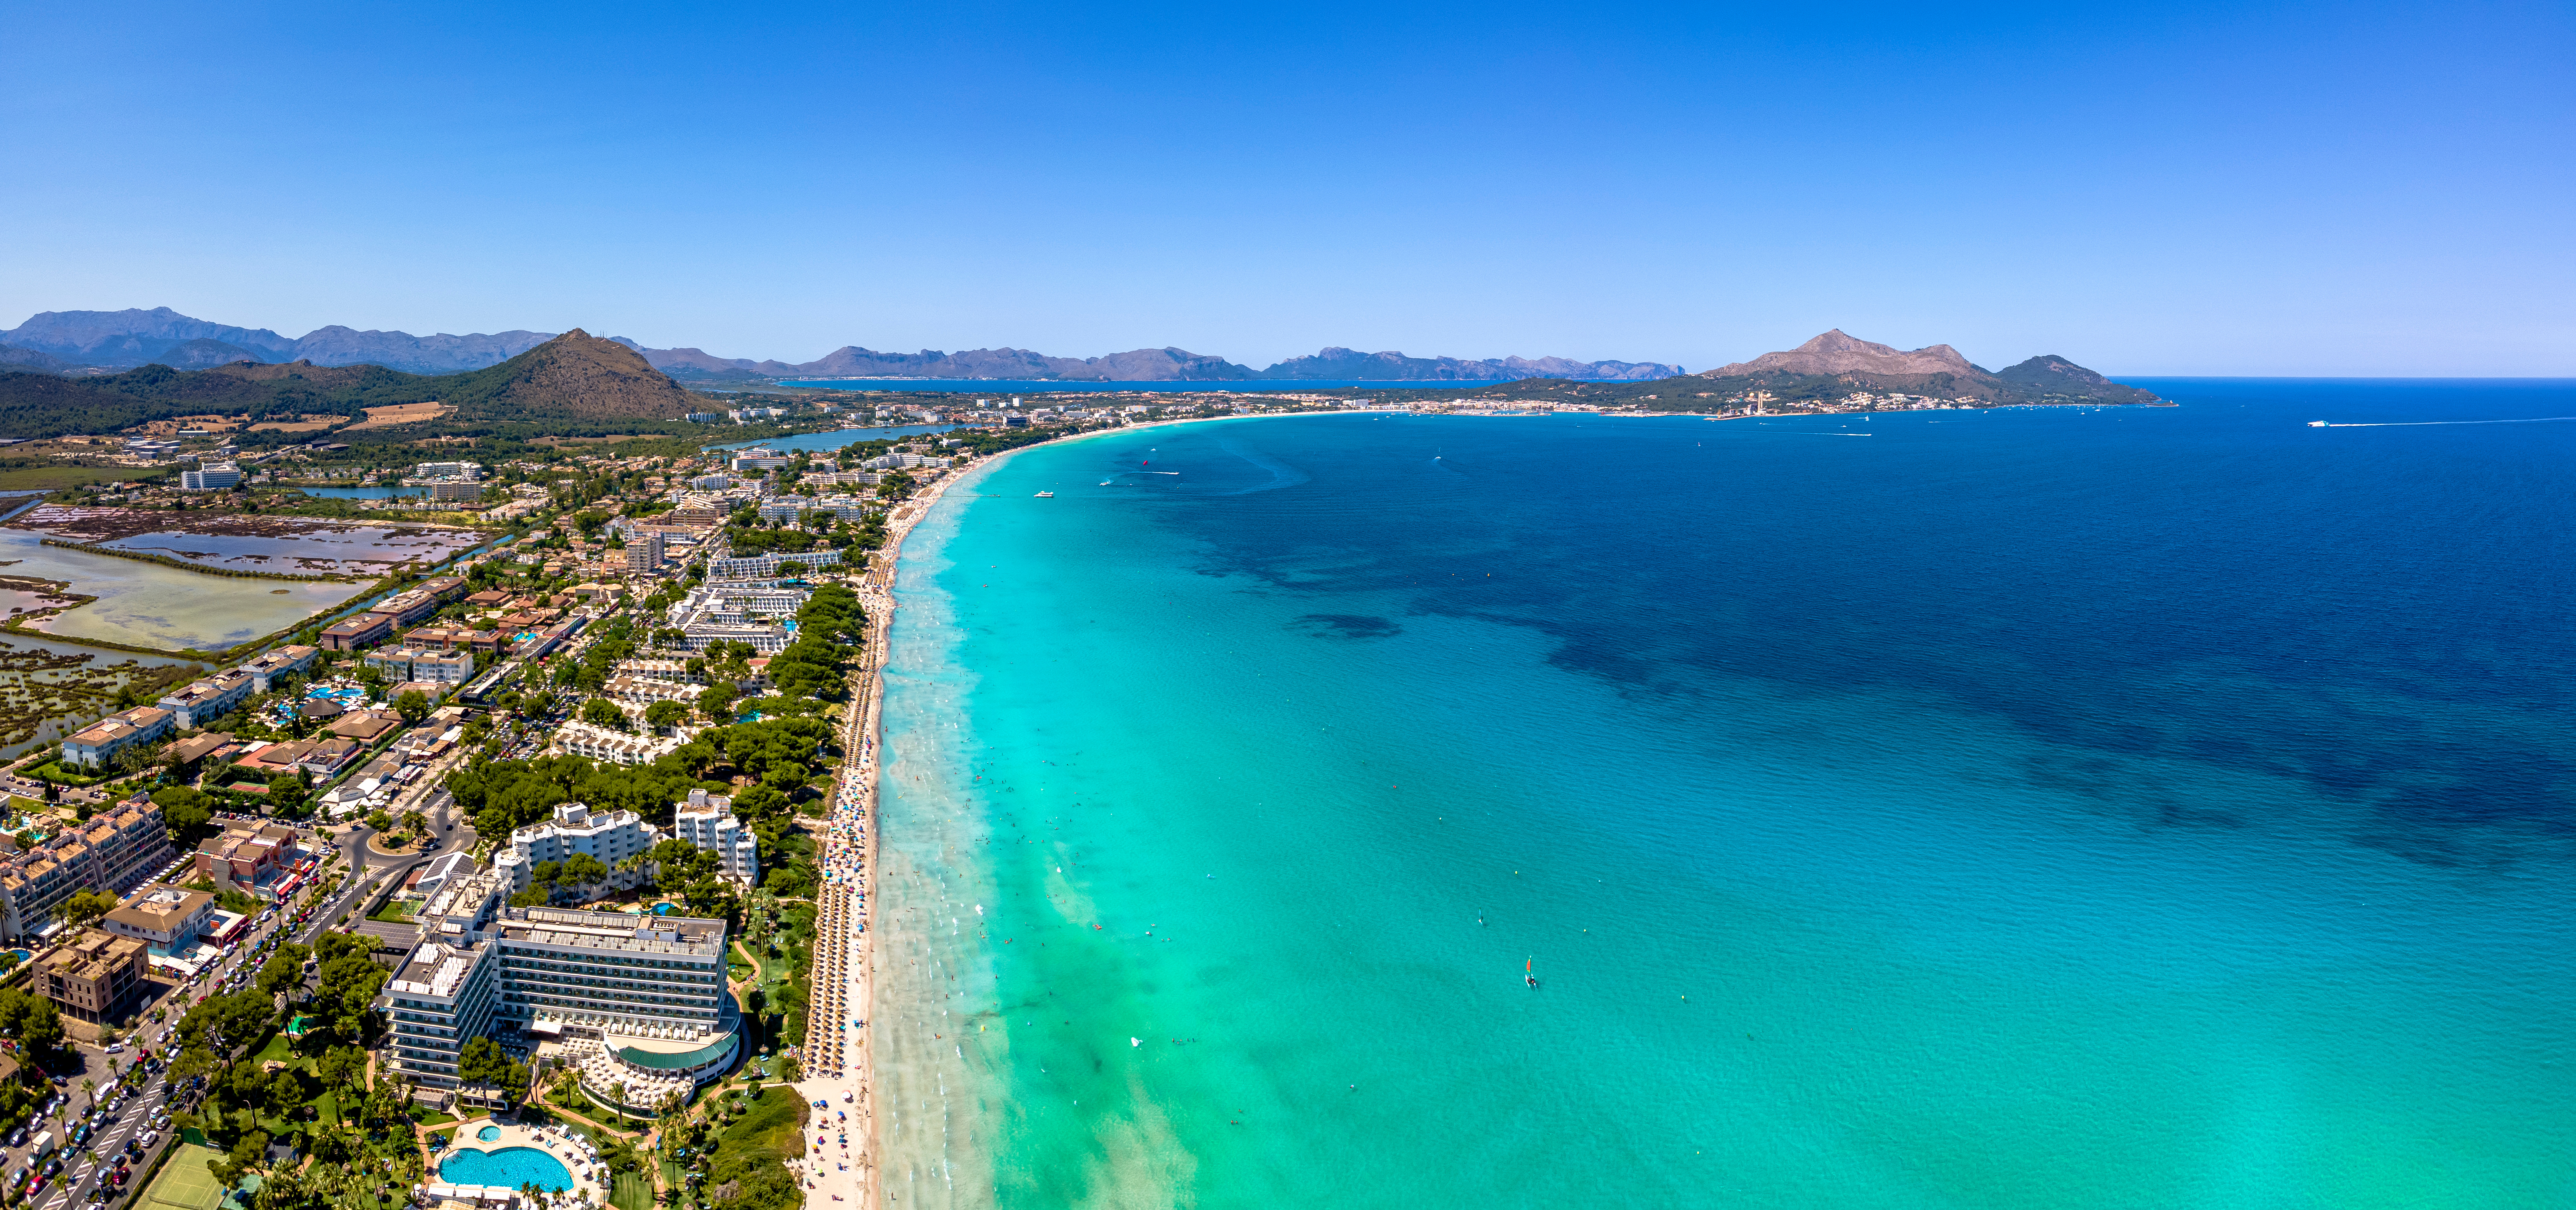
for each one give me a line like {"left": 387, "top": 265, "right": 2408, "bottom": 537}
{"left": 37, "top": 538, "right": 351, "bottom": 582}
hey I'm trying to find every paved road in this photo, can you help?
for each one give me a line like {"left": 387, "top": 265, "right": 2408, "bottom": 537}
{"left": 21, "top": 1064, "right": 173, "bottom": 1210}
{"left": 6, "top": 881, "right": 320, "bottom": 1210}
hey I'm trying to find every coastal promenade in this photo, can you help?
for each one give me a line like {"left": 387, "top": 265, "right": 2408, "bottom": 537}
{"left": 794, "top": 471, "right": 959, "bottom": 1210}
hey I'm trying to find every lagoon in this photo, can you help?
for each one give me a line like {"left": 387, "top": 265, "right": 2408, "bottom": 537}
{"left": 0, "top": 526, "right": 368, "bottom": 652}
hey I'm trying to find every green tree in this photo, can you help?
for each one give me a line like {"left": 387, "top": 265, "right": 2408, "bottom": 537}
{"left": 209, "top": 1129, "right": 271, "bottom": 1188}
{"left": 393, "top": 690, "right": 431, "bottom": 726}
{"left": 560, "top": 852, "right": 610, "bottom": 890}
{"left": 317, "top": 1045, "right": 367, "bottom": 1094}
{"left": 257, "top": 942, "right": 311, "bottom": 999}
{"left": 642, "top": 700, "right": 688, "bottom": 733}
{"left": 581, "top": 698, "right": 627, "bottom": 730}
{"left": 60, "top": 888, "right": 120, "bottom": 927}
{"left": 267, "top": 771, "right": 310, "bottom": 815}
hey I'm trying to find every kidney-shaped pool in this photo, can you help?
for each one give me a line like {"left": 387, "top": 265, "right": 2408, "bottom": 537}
{"left": 439, "top": 1147, "right": 572, "bottom": 1192}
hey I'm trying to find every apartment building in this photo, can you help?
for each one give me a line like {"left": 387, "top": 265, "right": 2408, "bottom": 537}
{"left": 0, "top": 800, "right": 176, "bottom": 942}
{"left": 672, "top": 790, "right": 757, "bottom": 884}
{"left": 365, "top": 646, "right": 476, "bottom": 685}
{"left": 612, "top": 660, "right": 699, "bottom": 684}
{"left": 603, "top": 675, "right": 699, "bottom": 710}
{"left": 61, "top": 706, "right": 174, "bottom": 769}
{"left": 239, "top": 644, "right": 320, "bottom": 692}
{"left": 623, "top": 530, "right": 665, "bottom": 573}
{"left": 180, "top": 462, "right": 241, "bottom": 491}
{"left": 702, "top": 548, "right": 840, "bottom": 580}
{"left": 157, "top": 669, "right": 255, "bottom": 730}
{"left": 34, "top": 931, "right": 148, "bottom": 1032}
{"left": 550, "top": 721, "right": 682, "bottom": 766}
{"left": 491, "top": 801, "right": 659, "bottom": 895}
{"left": 319, "top": 613, "right": 394, "bottom": 651}
{"left": 370, "top": 577, "right": 471, "bottom": 626}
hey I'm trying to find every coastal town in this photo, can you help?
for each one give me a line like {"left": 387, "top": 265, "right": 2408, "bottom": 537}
{"left": 0, "top": 400, "right": 1096, "bottom": 1210}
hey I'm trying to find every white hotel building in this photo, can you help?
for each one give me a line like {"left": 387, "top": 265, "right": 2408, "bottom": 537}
{"left": 493, "top": 802, "right": 658, "bottom": 895}
{"left": 380, "top": 869, "right": 738, "bottom": 1111}
{"left": 672, "top": 790, "right": 757, "bottom": 884}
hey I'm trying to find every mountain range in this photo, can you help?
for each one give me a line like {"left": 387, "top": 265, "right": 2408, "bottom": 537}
{"left": 0, "top": 308, "right": 1680, "bottom": 382}
{"left": 1419, "top": 330, "right": 2162, "bottom": 409}
{"left": 0, "top": 330, "right": 699, "bottom": 439}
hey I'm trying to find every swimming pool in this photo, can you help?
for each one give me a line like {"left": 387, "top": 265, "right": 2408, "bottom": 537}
{"left": 438, "top": 1147, "right": 571, "bottom": 1192}
{"left": 476, "top": 1125, "right": 501, "bottom": 1142}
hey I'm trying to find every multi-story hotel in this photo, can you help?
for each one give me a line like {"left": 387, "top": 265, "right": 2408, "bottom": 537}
{"left": 379, "top": 868, "right": 737, "bottom": 1111}
{"left": 672, "top": 790, "right": 757, "bottom": 885}
{"left": 61, "top": 707, "right": 174, "bottom": 769}
{"left": 492, "top": 801, "right": 658, "bottom": 895}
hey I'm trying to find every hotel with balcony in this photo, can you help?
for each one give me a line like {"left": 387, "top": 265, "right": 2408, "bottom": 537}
{"left": 378, "top": 867, "right": 738, "bottom": 1112}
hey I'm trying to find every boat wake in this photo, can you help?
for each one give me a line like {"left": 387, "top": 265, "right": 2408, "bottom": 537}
{"left": 2310, "top": 415, "right": 2576, "bottom": 428}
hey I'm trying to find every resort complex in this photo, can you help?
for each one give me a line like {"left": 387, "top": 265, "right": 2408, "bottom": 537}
{"left": 379, "top": 869, "right": 740, "bottom": 1114}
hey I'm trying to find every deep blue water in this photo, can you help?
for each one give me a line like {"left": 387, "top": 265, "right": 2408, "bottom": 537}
{"left": 782, "top": 378, "right": 1507, "bottom": 394}
{"left": 873, "top": 380, "right": 2576, "bottom": 1208}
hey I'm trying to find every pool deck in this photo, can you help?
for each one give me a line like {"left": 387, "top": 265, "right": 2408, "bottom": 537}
{"left": 438, "top": 1118, "right": 608, "bottom": 1207}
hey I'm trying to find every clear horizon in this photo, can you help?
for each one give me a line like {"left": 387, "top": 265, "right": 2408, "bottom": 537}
{"left": 2, "top": 0, "right": 2568, "bottom": 377}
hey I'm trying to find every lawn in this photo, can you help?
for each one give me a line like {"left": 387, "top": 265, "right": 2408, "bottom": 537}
{"left": 367, "top": 900, "right": 417, "bottom": 924}
{"left": 21, "top": 760, "right": 107, "bottom": 787}
{"left": 609, "top": 1171, "right": 653, "bottom": 1210}
{"left": 716, "top": 1090, "right": 804, "bottom": 1160}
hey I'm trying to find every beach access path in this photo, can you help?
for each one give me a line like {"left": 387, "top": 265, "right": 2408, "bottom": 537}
{"left": 793, "top": 463, "right": 967, "bottom": 1210}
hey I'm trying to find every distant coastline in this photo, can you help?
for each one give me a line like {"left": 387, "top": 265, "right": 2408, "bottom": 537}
{"left": 779, "top": 378, "right": 1508, "bottom": 394}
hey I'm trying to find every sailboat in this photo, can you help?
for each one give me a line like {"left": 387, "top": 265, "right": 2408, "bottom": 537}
{"left": 1525, "top": 958, "right": 1538, "bottom": 989}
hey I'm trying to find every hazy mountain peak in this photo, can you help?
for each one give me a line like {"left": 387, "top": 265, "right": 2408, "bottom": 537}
{"left": 1710, "top": 331, "right": 1981, "bottom": 378}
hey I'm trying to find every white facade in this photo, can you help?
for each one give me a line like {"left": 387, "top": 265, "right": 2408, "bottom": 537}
{"left": 366, "top": 646, "right": 476, "bottom": 684}
{"left": 703, "top": 548, "right": 840, "bottom": 580}
{"left": 551, "top": 720, "right": 683, "bottom": 765}
{"left": 380, "top": 891, "right": 732, "bottom": 1092}
{"left": 494, "top": 801, "right": 659, "bottom": 893}
{"left": 672, "top": 790, "right": 757, "bottom": 884}
{"left": 180, "top": 462, "right": 241, "bottom": 491}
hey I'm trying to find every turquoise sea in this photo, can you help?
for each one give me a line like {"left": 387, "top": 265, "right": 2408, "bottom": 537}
{"left": 871, "top": 382, "right": 2576, "bottom": 1209}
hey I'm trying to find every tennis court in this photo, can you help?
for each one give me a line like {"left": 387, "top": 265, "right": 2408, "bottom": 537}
{"left": 143, "top": 1146, "right": 227, "bottom": 1210}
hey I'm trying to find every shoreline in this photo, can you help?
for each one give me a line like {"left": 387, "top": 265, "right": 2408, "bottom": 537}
{"left": 797, "top": 452, "right": 984, "bottom": 1210}
{"left": 834, "top": 412, "right": 1335, "bottom": 1207}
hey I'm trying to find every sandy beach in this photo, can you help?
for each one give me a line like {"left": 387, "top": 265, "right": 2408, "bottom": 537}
{"left": 789, "top": 415, "right": 1299, "bottom": 1208}
{"left": 790, "top": 454, "right": 978, "bottom": 1210}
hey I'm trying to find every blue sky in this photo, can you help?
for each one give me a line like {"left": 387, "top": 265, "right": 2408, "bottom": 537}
{"left": 2, "top": 0, "right": 2568, "bottom": 374}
